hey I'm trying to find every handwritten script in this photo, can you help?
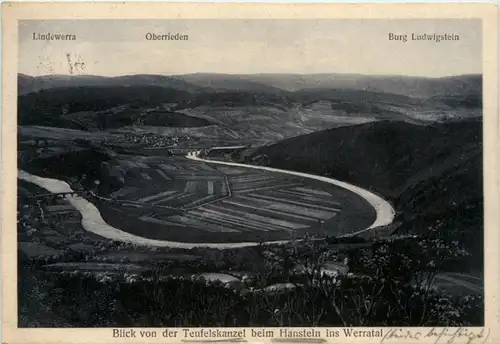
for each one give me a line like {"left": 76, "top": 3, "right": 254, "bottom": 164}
{"left": 381, "top": 327, "right": 490, "bottom": 344}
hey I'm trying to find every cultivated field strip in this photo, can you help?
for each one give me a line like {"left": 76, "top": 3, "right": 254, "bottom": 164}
{"left": 294, "top": 186, "right": 333, "bottom": 197}
{"left": 234, "top": 183, "right": 305, "bottom": 194}
{"left": 196, "top": 206, "right": 292, "bottom": 232}
{"left": 159, "top": 163, "right": 178, "bottom": 172}
{"left": 173, "top": 175, "right": 225, "bottom": 180}
{"left": 215, "top": 166, "right": 250, "bottom": 175}
{"left": 273, "top": 189, "right": 342, "bottom": 206}
{"left": 124, "top": 185, "right": 173, "bottom": 200}
{"left": 211, "top": 201, "right": 316, "bottom": 225}
{"left": 233, "top": 195, "right": 337, "bottom": 220}
{"left": 228, "top": 173, "right": 302, "bottom": 193}
{"left": 247, "top": 192, "right": 341, "bottom": 212}
{"left": 155, "top": 169, "right": 171, "bottom": 181}
{"left": 201, "top": 204, "right": 307, "bottom": 230}
{"left": 182, "top": 194, "right": 219, "bottom": 208}
{"left": 169, "top": 214, "right": 239, "bottom": 233}
{"left": 155, "top": 192, "right": 196, "bottom": 206}
{"left": 137, "top": 190, "right": 178, "bottom": 203}
{"left": 184, "top": 181, "right": 197, "bottom": 193}
{"left": 223, "top": 199, "right": 319, "bottom": 222}
{"left": 187, "top": 208, "right": 282, "bottom": 232}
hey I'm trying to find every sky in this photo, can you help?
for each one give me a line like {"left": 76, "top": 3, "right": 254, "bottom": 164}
{"left": 18, "top": 19, "right": 481, "bottom": 77}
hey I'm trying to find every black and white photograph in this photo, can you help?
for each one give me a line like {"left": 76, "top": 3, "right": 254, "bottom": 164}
{"left": 10, "top": 15, "right": 490, "bottom": 330}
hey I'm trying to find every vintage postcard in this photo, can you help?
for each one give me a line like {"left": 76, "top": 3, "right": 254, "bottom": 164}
{"left": 2, "top": 2, "right": 499, "bottom": 344}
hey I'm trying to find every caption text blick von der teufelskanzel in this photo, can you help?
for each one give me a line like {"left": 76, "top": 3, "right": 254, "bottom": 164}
{"left": 112, "top": 328, "right": 384, "bottom": 339}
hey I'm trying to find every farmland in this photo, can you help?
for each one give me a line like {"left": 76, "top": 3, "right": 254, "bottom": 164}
{"left": 28, "top": 150, "right": 376, "bottom": 244}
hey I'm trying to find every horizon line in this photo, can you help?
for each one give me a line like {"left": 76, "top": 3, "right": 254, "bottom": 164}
{"left": 18, "top": 71, "right": 482, "bottom": 79}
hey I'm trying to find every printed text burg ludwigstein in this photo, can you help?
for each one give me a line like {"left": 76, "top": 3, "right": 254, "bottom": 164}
{"left": 388, "top": 32, "right": 460, "bottom": 43}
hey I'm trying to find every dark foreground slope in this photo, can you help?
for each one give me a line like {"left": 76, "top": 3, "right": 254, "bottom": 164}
{"left": 255, "top": 119, "right": 483, "bottom": 269}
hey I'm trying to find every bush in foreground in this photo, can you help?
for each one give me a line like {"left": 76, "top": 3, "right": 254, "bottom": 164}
{"left": 19, "top": 234, "right": 483, "bottom": 327}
